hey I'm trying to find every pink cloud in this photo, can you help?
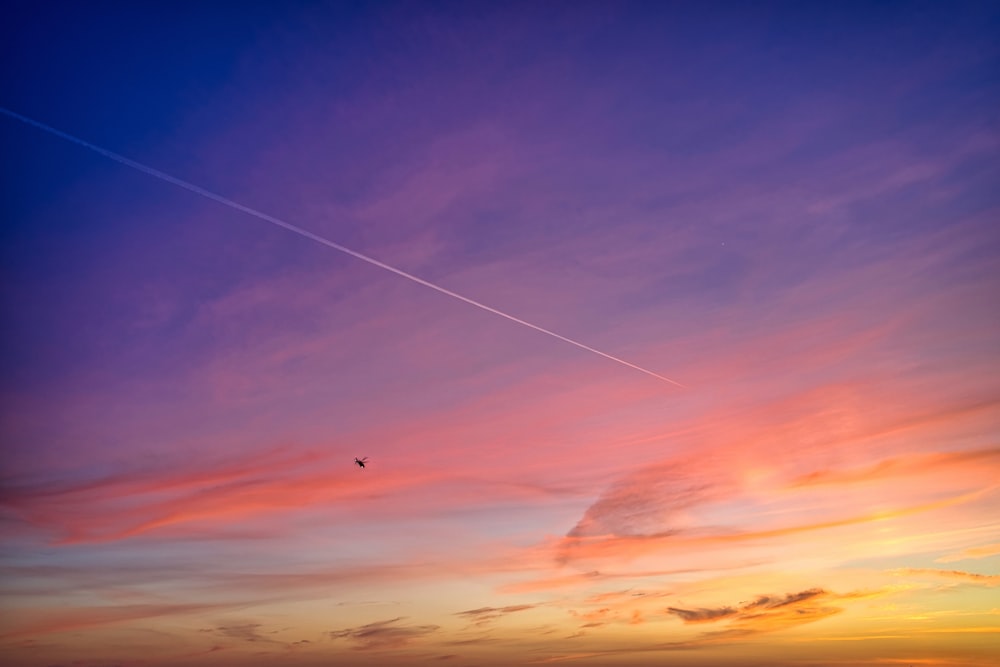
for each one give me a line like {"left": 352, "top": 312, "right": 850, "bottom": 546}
{"left": 1, "top": 602, "right": 242, "bottom": 638}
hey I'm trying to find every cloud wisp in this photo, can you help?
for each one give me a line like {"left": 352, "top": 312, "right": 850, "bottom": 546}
{"left": 455, "top": 604, "right": 537, "bottom": 628}
{"left": 890, "top": 569, "right": 1000, "bottom": 588}
{"left": 935, "top": 543, "right": 1000, "bottom": 564}
{"left": 551, "top": 431, "right": 1000, "bottom": 569}
{"left": 329, "top": 617, "right": 440, "bottom": 651}
{"left": 0, "top": 107, "right": 685, "bottom": 388}
{"left": 667, "top": 588, "right": 835, "bottom": 632}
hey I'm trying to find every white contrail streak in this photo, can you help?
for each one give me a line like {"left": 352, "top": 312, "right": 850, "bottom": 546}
{"left": 1, "top": 106, "right": 685, "bottom": 388}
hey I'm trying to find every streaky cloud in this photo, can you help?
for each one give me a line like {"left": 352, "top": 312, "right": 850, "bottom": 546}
{"left": 0, "top": 106, "right": 686, "bottom": 388}
{"left": 935, "top": 542, "right": 1000, "bottom": 563}
{"left": 890, "top": 568, "right": 1000, "bottom": 587}
{"left": 454, "top": 604, "right": 536, "bottom": 626}
{"left": 666, "top": 606, "right": 737, "bottom": 623}
{"left": 2, "top": 601, "right": 250, "bottom": 637}
{"left": 329, "top": 617, "right": 440, "bottom": 651}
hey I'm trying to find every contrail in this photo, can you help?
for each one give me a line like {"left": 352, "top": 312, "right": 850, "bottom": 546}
{"left": 1, "top": 106, "right": 684, "bottom": 388}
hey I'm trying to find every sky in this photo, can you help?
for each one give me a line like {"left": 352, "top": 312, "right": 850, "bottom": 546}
{"left": 1, "top": 2, "right": 998, "bottom": 666}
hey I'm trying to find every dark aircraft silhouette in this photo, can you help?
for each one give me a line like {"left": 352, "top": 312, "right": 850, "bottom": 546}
{"left": 354, "top": 457, "right": 368, "bottom": 469}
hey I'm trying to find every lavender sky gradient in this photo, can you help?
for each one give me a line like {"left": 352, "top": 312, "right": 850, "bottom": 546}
{"left": 2, "top": 2, "right": 999, "bottom": 666}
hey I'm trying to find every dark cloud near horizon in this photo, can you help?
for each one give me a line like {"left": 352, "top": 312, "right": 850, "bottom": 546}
{"left": 329, "top": 617, "right": 439, "bottom": 650}
{"left": 213, "top": 622, "right": 271, "bottom": 642}
{"left": 454, "top": 603, "right": 535, "bottom": 627}
{"left": 666, "top": 606, "right": 738, "bottom": 623}
{"left": 742, "top": 588, "right": 825, "bottom": 610}
{"left": 668, "top": 587, "right": 837, "bottom": 633}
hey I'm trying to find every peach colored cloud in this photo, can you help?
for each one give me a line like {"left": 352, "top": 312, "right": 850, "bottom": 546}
{"left": 889, "top": 568, "right": 1000, "bottom": 587}
{"left": 529, "top": 588, "right": 852, "bottom": 663}
{"left": 935, "top": 542, "right": 1000, "bottom": 563}
{"left": 670, "top": 588, "right": 843, "bottom": 640}
{"left": 790, "top": 447, "right": 1000, "bottom": 488}
{"left": 553, "top": 467, "right": 998, "bottom": 568}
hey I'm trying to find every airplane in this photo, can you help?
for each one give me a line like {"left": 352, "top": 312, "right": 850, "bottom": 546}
{"left": 354, "top": 457, "right": 368, "bottom": 469}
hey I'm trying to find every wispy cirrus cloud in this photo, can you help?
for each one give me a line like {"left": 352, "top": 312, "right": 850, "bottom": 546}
{"left": 668, "top": 588, "right": 832, "bottom": 630}
{"left": 553, "top": 484, "right": 997, "bottom": 570}
{"left": 205, "top": 622, "right": 281, "bottom": 644}
{"left": 1, "top": 442, "right": 579, "bottom": 544}
{"left": 454, "top": 604, "right": 536, "bottom": 627}
{"left": 890, "top": 568, "right": 1000, "bottom": 587}
{"left": 666, "top": 606, "right": 737, "bottom": 624}
{"left": 568, "top": 605, "right": 645, "bottom": 629}
{"left": 329, "top": 617, "right": 439, "bottom": 651}
{"left": 790, "top": 448, "right": 1000, "bottom": 488}
{"left": 935, "top": 542, "right": 1000, "bottom": 564}
{"left": 497, "top": 566, "right": 750, "bottom": 595}
{"left": 0, "top": 601, "right": 246, "bottom": 638}
{"left": 3, "top": 5, "right": 999, "bottom": 667}
{"left": 530, "top": 588, "right": 851, "bottom": 663}
{"left": 550, "top": 412, "right": 1000, "bottom": 569}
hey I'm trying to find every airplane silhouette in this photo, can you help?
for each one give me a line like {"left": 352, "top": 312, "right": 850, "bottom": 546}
{"left": 354, "top": 457, "right": 368, "bottom": 469}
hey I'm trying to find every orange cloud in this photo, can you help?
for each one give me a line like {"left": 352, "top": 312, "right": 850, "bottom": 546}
{"left": 790, "top": 447, "right": 1000, "bottom": 488}
{"left": 935, "top": 542, "right": 1000, "bottom": 563}
{"left": 528, "top": 588, "right": 850, "bottom": 663}
{"left": 553, "top": 483, "right": 995, "bottom": 567}
{"left": 667, "top": 588, "right": 840, "bottom": 636}
{"left": 547, "top": 412, "right": 1000, "bottom": 570}
{"left": 666, "top": 605, "right": 737, "bottom": 623}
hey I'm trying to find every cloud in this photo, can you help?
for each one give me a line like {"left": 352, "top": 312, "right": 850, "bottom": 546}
{"left": 498, "top": 570, "right": 605, "bottom": 594}
{"left": 2, "top": 602, "right": 245, "bottom": 637}
{"left": 791, "top": 447, "right": 1000, "bottom": 488}
{"left": 666, "top": 606, "right": 737, "bottom": 624}
{"left": 552, "top": 485, "right": 994, "bottom": 568}
{"left": 890, "top": 568, "right": 1000, "bottom": 587}
{"left": 0, "top": 445, "right": 474, "bottom": 544}
{"left": 550, "top": 413, "right": 1000, "bottom": 571}
{"left": 207, "top": 622, "right": 281, "bottom": 644}
{"left": 497, "top": 567, "right": 736, "bottom": 595}
{"left": 667, "top": 588, "right": 832, "bottom": 632}
{"left": 742, "top": 588, "right": 826, "bottom": 610}
{"left": 329, "top": 617, "right": 439, "bottom": 650}
{"left": 445, "top": 634, "right": 505, "bottom": 646}
{"left": 533, "top": 587, "right": 845, "bottom": 663}
{"left": 565, "top": 458, "right": 735, "bottom": 540}
{"left": 1, "top": 435, "right": 590, "bottom": 545}
{"left": 935, "top": 542, "right": 1000, "bottom": 563}
{"left": 582, "top": 589, "right": 669, "bottom": 605}
{"left": 454, "top": 604, "right": 535, "bottom": 626}
{"left": 566, "top": 602, "right": 648, "bottom": 629}
{"left": 530, "top": 588, "right": 846, "bottom": 662}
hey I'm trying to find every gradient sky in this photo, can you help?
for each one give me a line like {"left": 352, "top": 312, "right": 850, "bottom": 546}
{"left": 2, "top": 2, "right": 999, "bottom": 666}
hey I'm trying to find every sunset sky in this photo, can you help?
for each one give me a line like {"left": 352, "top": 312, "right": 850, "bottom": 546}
{"left": 1, "top": 2, "right": 998, "bottom": 666}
